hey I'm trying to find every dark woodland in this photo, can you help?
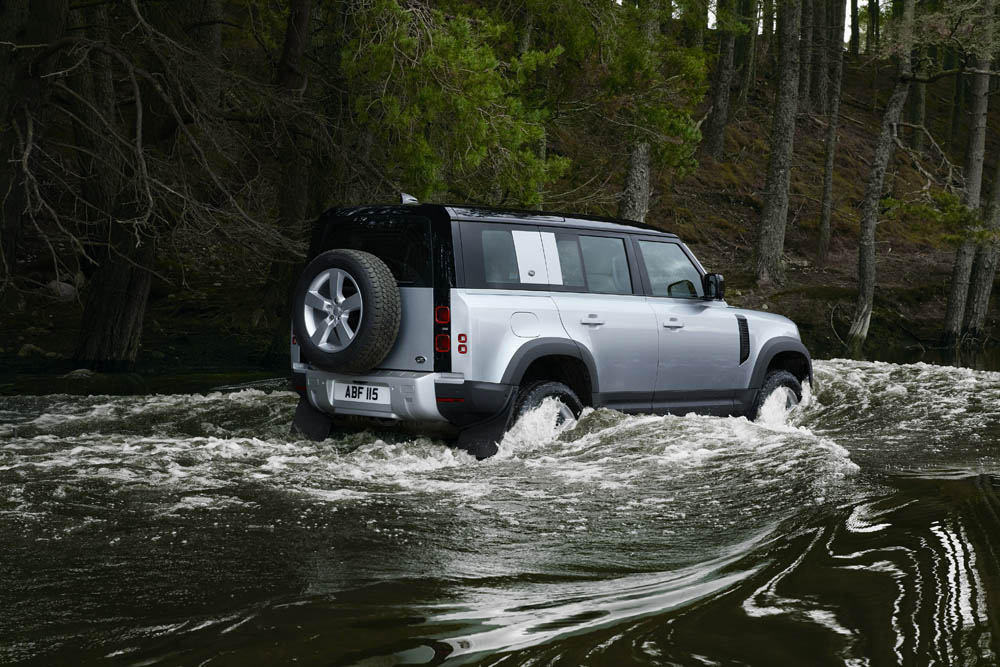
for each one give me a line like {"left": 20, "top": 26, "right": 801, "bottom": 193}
{"left": 2, "top": 0, "right": 1000, "bottom": 381}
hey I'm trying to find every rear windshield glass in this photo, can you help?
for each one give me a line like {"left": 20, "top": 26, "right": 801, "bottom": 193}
{"left": 323, "top": 215, "right": 432, "bottom": 286}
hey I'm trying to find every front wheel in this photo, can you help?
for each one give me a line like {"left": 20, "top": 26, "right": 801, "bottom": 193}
{"left": 510, "top": 381, "right": 584, "bottom": 429}
{"left": 750, "top": 370, "right": 802, "bottom": 421}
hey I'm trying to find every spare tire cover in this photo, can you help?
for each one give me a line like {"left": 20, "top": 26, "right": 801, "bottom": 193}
{"left": 292, "top": 249, "right": 401, "bottom": 374}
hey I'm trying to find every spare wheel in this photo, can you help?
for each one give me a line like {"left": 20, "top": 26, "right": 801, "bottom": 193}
{"left": 292, "top": 249, "right": 400, "bottom": 374}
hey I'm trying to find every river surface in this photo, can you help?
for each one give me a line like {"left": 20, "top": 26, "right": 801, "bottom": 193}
{"left": 2, "top": 359, "right": 1000, "bottom": 666}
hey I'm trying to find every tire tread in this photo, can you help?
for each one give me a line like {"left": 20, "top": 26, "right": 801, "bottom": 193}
{"left": 292, "top": 249, "right": 401, "bottom": 374}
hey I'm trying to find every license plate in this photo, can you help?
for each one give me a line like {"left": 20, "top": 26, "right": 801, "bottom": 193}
{"left": 337, "top": 382, "right": 390, "bottom": 405}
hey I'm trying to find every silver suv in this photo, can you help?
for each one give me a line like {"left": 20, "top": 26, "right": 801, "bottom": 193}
{"left": 290, "top": 203, "right": 811, "bottom": 458}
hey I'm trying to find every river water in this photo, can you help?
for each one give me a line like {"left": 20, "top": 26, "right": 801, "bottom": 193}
{"left": 1, "top": 359, "right": 999, "bottom": 666}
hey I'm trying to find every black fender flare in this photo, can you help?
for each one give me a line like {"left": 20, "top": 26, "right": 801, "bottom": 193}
{"left": 499, "top": 337, "right": 600, "bottom": 397}
{"left": 749, "top": 337, "right": 813, "bottom": 389}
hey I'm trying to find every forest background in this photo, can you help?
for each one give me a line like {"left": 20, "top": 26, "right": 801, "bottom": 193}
{"left": 2, "top": 0, "right": 1000, "bottom": 390}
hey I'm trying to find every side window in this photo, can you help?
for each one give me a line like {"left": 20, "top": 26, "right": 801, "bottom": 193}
{"left": 481, "top": 230, "right": 519, "bottom": 284}
{"left": 539, "top": 231, "right": 585, "bottom": 289}
{"left": 463, "top": 224, "right": 547, "bottom": 288}
{"left": 638, "top": 240, "right": 704, "bottom": 298}
{"left": 579, "top": 235, "right": 632, "bottom": 295}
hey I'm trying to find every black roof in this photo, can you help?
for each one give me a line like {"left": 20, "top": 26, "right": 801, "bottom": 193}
{"left": 324, "top": 203, "right": 678, "bottom": 238}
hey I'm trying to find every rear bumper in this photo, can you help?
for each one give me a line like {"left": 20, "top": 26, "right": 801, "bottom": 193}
{"left": 297, "top": 367, "right": 513, "bottom": 426}
{"left": 301, "top": 368, "right": 453, "bottom": 421}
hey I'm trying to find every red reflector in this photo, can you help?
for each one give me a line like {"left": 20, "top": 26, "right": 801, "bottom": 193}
{"left": 291, "top": 335, "right": 297, "bottom": 345}
{"left": 458, "top": 344, "right": 467, "bottom": 354}
{"left": 294, "top": 385, "right": 306, "bottom": 392}
{"left": 435, "top": 334, "right": 450, "bottom": 352}
{"left": 436, "top": 397, "right": 465, "bottom": 403}
{"left": 435, "top": 306, "right": 450, "bottom": 324}
{"left": 457, "top": 334, "right": 467, "bottom": 343}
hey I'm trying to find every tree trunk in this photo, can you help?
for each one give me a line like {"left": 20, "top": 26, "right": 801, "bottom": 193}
{"left": 683, "top": 0, "right": 708, "bottom": 48}
{"left": 943, "top": 50, "right": 992, "bottom": 347}
{"left": 74, "top": 4, "right": 153, "bottom": 370}
{"left": 798, "top": 0, "right": 813, "bottom": 111}
{"left": 850, "top": 0, "right": 859, "bottom": 56}
{"left": 845, "top": 0, "right": 912, "bottom": 353}
{"left": 908, "top": 48, "right": 926, "bottom": 151}
{"left": 517, "top": 9, "right": 533, "bottom": 55}
{"left": 964, "top": 157, "right": 1000, "bottom": 341}
{"left": 755, "top": 0, "right": 802, "bottom": 285}
{"left": 618, "top": 0, "right": 660, "bottom": 222}
{"left": 75, "top": 232, "right": 155, "bottom": 371}
{"left": 865, "top": 0, "right": 876, "bottom": 53}
{"left": 260, "top": 0, "right": 315, "bottom": 360}
{"left": 811, "top": 0, "right": 829, "bottom": 114}
{"left": 947, "top": 61, "right": 965, "bottom": 150}
{"left": 276, "top": 0, "right": 313, "bottom": 239}
{"left": 190, "top": 0, "right": 222, "bottom": 106}
{"left": 736, "top": 0, "right": 760, "bottom": 108}
{"left": 703, "top": 0, "right": 737, "bottom": 159}
{"left": 818, "top": 0, "right": 847, "bottom": 264}
{"left": 619, "top": 142, "right": 653, "bottom": 222}
{"left": 762, "top": 0, "right": 775, "bottom": 59}
{"left": 871, "top": 0, "right": 879, "bottom": 51}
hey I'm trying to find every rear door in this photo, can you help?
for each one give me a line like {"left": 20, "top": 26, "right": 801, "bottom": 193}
{"left": 324, "top": 213, "right": 436, "bottom": 372}
{"left": 540, "top": 229, "right": 658, "bottom": 412}
{"left": 632, "top": 237, "right": 743, "bottom": 414}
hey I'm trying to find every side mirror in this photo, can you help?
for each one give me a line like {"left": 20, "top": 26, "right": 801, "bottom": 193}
{"left": 703, "top": 273, "right": 725, "bottom": 300}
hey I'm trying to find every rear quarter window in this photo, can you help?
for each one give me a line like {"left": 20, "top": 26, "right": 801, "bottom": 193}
{"left": 461, "top": 223, "right": 550, "bottom": 289}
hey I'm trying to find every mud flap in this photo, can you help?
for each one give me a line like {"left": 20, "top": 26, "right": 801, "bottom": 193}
{"left": 292, "top": 396, "right": 332, "bottom": 441}
{"left": 455, "top": 394, "right": 515, "bottom": 460}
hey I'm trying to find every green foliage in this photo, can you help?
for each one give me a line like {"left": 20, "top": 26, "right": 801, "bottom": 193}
{"left": 605, "top": 5, "right": 706, "bottom": 171}
{"left": 523, "top": 0, "right": 708, "bottom": 189}
{"left": 883, "top": 191, "right": 981, "bottom": 246}
{"left": 339, "top": 1, "right": 565, "bottom": 205}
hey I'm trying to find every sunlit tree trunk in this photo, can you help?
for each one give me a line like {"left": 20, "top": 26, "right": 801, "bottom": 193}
{"left": 943, "top": 48, "right": 991, "bottom": 347}
{"left": 846, "top": 0, "right": 913, "bottom": 353}
{"left": 818, "top": 0, "right": 847, "bottom": 264}
{"left": 755, "top": 0, "right": 802, "bottom": 285}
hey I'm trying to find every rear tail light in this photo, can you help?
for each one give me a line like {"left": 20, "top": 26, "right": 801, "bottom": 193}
{"left": 435, "top": 306, "right": 450, "bottom": 324}
{"left": 435, "top": 334, "right": 450, "bottom": 353}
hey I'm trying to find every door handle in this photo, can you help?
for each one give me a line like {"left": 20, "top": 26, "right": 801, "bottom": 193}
{"left": 581, "top": 315, "right": 605, "bottom": 326}
{"left": 663, "top": 318, "right": 684, "bottom": 329}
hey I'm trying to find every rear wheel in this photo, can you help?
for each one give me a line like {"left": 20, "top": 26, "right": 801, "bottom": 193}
{"left": 510, "top": 381, "right": 584, "bottom": 429}
{"left": 750, "top": 370, "right": 802, "bottom": 420}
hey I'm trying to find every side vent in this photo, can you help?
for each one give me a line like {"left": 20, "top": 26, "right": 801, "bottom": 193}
{"left": 736, "top": 315, "right": 750, "bottom": 365}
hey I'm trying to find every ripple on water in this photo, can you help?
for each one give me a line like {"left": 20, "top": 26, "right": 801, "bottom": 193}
{"left": 3, "top": 360, "right": 1000, "bottom": 664}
